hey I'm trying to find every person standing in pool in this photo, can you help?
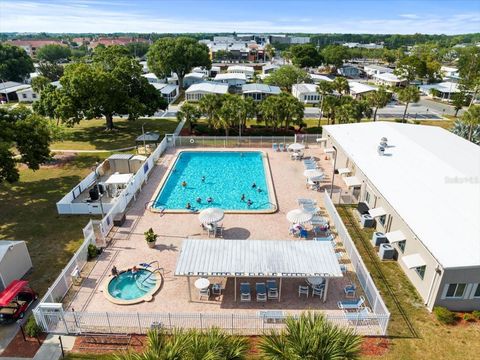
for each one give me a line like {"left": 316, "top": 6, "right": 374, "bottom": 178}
{"left": 196, "top": 197, "right": 202, "bottom": 203}
{"left": 252, "top": 182, "right": 257, "bottom": 189}
{"left": 241, "top": 194, "right": 245, "bottom": 201}
{"left": 181, "top": 181, "right": 187, "bottom": 188}
{"left": 201, "top": 176, "right": 205, "bottom": 182}
{"left": 186, "top": 202, "right": 192, "bottom": 210}
{"left": 207, "top": 197, "right": 213, "bottom": 204}
{"left": 247, "top": 199, "right": 253, "bottom": 207}
{"left": 111, "top": 266, "right": 119, "bottom": 278}
{"left": 131, "top": 266, "right": 138, "bottom": 278}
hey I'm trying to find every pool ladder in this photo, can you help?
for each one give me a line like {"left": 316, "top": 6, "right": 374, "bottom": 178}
{"left": 139, "top": 261, "right": 164, "bottom": 287}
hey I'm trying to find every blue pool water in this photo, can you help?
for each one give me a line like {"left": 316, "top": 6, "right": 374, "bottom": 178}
{"left": 108, "top": 269, "right": 156, "bottom": 300}
{"left": 153, "top": 151, "right": 273, "bottom": 211}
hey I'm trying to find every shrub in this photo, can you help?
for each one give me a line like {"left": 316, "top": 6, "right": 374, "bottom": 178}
{"left": 463, "top": 313, "right": 476, "bottom": 322}
{"left": 433, "top": 306, "right": 457, "bottom": 325}
{"left": 25, "top": 316, "right": 42, "bottom": 338}
{"left": 472, "top": 310, "right": 480, "bottom": 320}
{"left": 87, "top": 244, "right": 98, "bottom": 260}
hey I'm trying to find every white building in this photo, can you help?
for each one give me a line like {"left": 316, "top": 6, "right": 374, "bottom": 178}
{"left": 262, "top": 64, "right": 279, "bottom": 75}
{"left": 185, "top": 82, "right": 229, "bottom": 102}
{"left": 292, "top": 83, "right": 320, "bottom": 104}
{"left": 322, "top": 122, "right": 480, "bottom": 311}
{"left": 142, "top": 73, "right": 161, "bottom": 84}
{"left": 309, "top": 74, "right": 333, "bottom": 84}
{"left": 16, "top": 86, "right": 39, "bottom": 102}
{"left": 151, "top": 83, "right": 179, "bottom": 103}
{"left": 419, "top": 82, "right": 461, "bottom": 101}
{"left": 373, "top": 73, "right": 407, "bottom": 87}
{"left": 441, "top": 66, "right": 460, "bottom": 81}
{"left": 0, "top": 241, "right": 33, "bottom": 291}
{"left": 242, "top": 83, "right": 281, "bottom": 101}
{"left": 214, "top": 73, "right": 247, "bottom": 88}
{"left": 183, "top": 72, "right": 207, "bottom": 89}
{"left": 227, "top": 65, "right": 255, "bottom": 80}
{"left": 364, "top": 64, "right": 393, "bottom": 77}
{"left": 348, "top": 81, "right": 378, "bottom": 99}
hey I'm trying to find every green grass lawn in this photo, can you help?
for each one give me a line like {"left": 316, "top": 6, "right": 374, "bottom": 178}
{"left": 52, "top": 117, "right": 179, "bottom": 151}
{"left": 337, "top": 205, "right": 480, "bottom": 360}
{"left": 0, "top": 154, "right": 106, "bottom": 295}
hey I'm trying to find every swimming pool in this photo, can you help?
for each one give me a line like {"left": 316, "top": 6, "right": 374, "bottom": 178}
{"left": 105, "top": 269, "right": 161, "bottom": 305}
{"left": 152, "top": 151, "right": 276, "bottom": 212}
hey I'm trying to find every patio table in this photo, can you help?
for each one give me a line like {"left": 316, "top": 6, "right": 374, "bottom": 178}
{"left": 307, "top": 277, "right": 325, "bottom": 286}
{"left": 194, "top": 278, "right": 210, "bottom": 290}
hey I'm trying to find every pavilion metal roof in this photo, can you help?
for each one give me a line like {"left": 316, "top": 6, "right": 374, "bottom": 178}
{"left": 175, "top": 239, "right": 344, "bottom": 278}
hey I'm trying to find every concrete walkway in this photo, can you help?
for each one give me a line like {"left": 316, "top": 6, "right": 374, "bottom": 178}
{"left": 32, "top": 335, "right": 75, "bottom": 360}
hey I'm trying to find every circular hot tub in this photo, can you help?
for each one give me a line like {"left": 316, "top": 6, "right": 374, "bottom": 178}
{"left": 103, "top": 268, "right": 162, "bottom": 305}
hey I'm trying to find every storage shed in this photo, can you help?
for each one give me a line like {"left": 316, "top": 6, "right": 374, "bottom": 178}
{"left": 0, "top": 241, "right": 33, "bottom": 291}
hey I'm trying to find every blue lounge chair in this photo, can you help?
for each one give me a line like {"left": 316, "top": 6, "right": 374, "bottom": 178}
{"left": 279, "top": 143, "right": 285, "bottom": 152}
{"left": 343, "top": 307, "right": 373, "bottom": 324}
{"left": 266, "top": 280, "right": 278, "bottom": 299}
{"left": 299, "top": 229, "right": 308, "bottom": 239}
{"left": 337, "top": 296, "right": 365, "bottom": 310}
{"left": 272, "top": 143, "right": 279, "bottom": 152}
{"left": 240, "top": 283, "right": 251, "bottom": 302}
{"left": 256, "top": 283, "right": 267, "bottom": 302}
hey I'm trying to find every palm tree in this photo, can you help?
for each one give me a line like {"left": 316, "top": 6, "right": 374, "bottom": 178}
{"left": 276, "top": 92, "right": 304, "bottom": 131}
{"left": 316, "top": 80, "right": 334, "bottom": 128}
{"left": 321, "top": 95, "right": 340, "bottom": 125}
{"left": 177, "top": 101, "right": 201, "bottom": 134}
{"left": 461, "top": 105, "right": 480, "bottom": 142}
{"left": 451, "top": 119, "right": 480, "bottom": 145}
{"left": 397, "top": 85, "right": 420, "bottom": 123}
{"left": 239, "top": 96, "right": 256, "bottom": 136}
{"left": 259, "top": 312, "right": 362, "bottom": 360}
{"left": 217, "top": 94, "right": 244, "bottom": 136}
{"left": 259, "top": 95, "right": 281, "bottom": 132}
{"left": 332, "top": 77, "right": 350, "bottom": 97}
{"left": 198, "top": 94, "right": 222, "bottom": 129}
{"left": 366, "top": 87, "right": 391, "bottom": 121}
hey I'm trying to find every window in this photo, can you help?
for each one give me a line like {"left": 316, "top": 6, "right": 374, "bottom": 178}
{"left": 415, "top": 265, "right": 426, "bottom": 280}
{"left": 474, "top": 284, "right": 480, "bottom": 298}
{"left": 378, "top": 214, "right": 387, "bottom": 226}
{"left": 445, "top": 283, "right": 466, "bottom": 298}
{"left": 32, "top": 93, "right": 37, "bottom": 98}
{"left": 22, "top": 94, "right": 27, "bottom": 99}
{"left": 365, "top": 191, "right": 371, "bottom": 204}
{"left": 397, "top": 240, "right": 406, "bottom": 253}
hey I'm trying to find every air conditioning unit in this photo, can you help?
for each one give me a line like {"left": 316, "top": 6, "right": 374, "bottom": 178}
{"left": 372, "top": 232, "right": 387, "bottom": 246}
{"left": 378, "top": 243, "right": 395, "bottom": 260}
{"left": 361, "top": 214, "right": 375, "bottom": 228}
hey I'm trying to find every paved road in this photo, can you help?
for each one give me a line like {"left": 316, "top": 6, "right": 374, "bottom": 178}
{"left": 418, "top": 97, "right": 464, "bottom": 117}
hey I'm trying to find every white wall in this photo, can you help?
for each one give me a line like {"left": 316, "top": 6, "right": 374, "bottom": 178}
{"left": 0, "top": 242, "right": 33, "bottom": 290}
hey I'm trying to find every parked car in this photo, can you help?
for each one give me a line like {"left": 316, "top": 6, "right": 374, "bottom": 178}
{"left": 0, "top": 280, "right": 38, "bottom": 324}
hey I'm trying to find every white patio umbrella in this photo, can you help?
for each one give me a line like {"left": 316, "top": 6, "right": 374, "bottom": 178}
{"left": 286, "top": 208, "right": 313, "bottom": 224}
{"left": 288, "top": 143, "right": 305, "bottom": 152}
{"left": 198, "top": 207, "right": 224, "bottom": 224}
{"left": 303, "top": 169, "right": 324, "bottom": 179}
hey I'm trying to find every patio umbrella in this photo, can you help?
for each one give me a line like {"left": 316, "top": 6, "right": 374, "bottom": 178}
{"left": 286, "top": 209, "right": 313, "bottom": 224}
{"left": 198, "top": 207, "right": 224, "bottom": 224}
{"left": 303, "top": 169, "right": 324, "bottom": 180}
{"left": 288, "top": 143, "right": 305, "bottom": 152}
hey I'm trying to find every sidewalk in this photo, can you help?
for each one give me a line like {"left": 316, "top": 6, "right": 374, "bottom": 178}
{"left": 32, "top": 335, "right": 76, "bottom": 360}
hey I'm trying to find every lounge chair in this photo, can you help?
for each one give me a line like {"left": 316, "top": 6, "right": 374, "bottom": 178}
{"left": 256, "top": 283, "right": 267, "bottom": 302}
{"left": 337, "top": 296, "right": 365, "bottom": 311}
{"left": 313, "top": 234, "right": 334, "bottom": 242}
{"left": 240, "top": 283, "right": 251, "bottom": 302}
{"left": 272, "top": 143, "right": 279, "bottom": 152}
{"left": 344, "top": 284, "right": 356, "bottom": 298}
{"left": 199, "top": 287, "right": 210, "bottom": 300}
{"left": 298, "top": 285, "right": 309, "bottom": 298}
{"left": 279, "top": 143, "right": 285, "bottom": 152}
{"left": 343, "top": 307, "right": 373, "bottom": 324}
{"left": 266, "top": 280, "right": 278, "bottom": 300}
{"left": 298, "top": 198, "right": 317, "bottom": 206}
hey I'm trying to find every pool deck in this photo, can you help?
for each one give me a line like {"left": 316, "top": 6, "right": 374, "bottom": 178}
{"left": 68, "top": 146, "right": 366, "bottom": 321}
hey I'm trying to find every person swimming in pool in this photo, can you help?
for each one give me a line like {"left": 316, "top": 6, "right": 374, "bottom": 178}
{"left": 257, "top": 188, "right": 262, "bottom": 193}
{"left": 207, "top": 197, "right": 213, "bottom": 204}
{"left": 131, "top": 266, "right": 138, "bottom": 278}
{"left": 241, "top": 194, "right": 245, "bottom": 201}
{"left": 247, "top": 199, "right": 253, "bottom": 207}
{"left": 181, "top": 181, "right": 187, "bottom": 188}
{"left": 186, "top": 202, "right": 192, "bottom": 210}
{"left": 196, "top": 197, "right": 202, "bottom": 203}
{"left": 201, "top": 176, "right": 205, "bottom": 182}
{"left": 252, "top": 182, "right": 257, "bottom": 189}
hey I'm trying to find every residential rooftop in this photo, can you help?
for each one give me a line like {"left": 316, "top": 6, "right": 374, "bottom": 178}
{"left": 242, "top": 83, "right": 281, "bottom": 94}
{"left": 186, "top": 82, "right": 229, "bottom": 94}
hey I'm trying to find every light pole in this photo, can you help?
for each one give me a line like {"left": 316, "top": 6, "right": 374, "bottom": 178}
{"left": 325, "top": 146, "right": 337, "bottom": 198}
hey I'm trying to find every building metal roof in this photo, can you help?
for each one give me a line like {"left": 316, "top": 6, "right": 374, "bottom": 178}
{"left": 175, "top": 239, "right": 344, "bottom": 278}
{"left": 214, "top": 73, "right": 247, "bottom": 81}
{"left": 136, "top": 131, "right": 160, "bottom": 142}
{"left": 348, "top": 81, "right": 377, "bottom": 94}
{"left": 373, "top": 72, "right": 404, "bottom": 83}
{"left": 108, "top": 154, "right": 133, "bottom": 160}
{"left": 0, "top": 81, "right": 23, "bottom": 92}
{"left": 186, "top": 82, "right": 229, "bottom": 94}
{"left": 227, "top": 65, "right": 255, "bottom": 74}
{"left": 242, "top": 83, "right": 281, "bottom": 95}
{"left": 323, "top": 121, "right": 480, "bottom": 268}
{"left": 293, "top": 83, "right": 318, "bottom": 94}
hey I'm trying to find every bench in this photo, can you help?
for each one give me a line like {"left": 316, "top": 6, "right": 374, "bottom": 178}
{"left": 79, "top": 333, "right": 131, "bottom": 350}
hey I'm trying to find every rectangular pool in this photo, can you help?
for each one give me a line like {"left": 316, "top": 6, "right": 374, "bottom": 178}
{"left": 152, "top": 151, "right": 276, "bottom": 212}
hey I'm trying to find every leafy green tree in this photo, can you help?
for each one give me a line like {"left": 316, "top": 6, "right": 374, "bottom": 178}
{"left": 457, "top": 47, "right": 480, "bottom": 107}
{"left": 36, "top": 44, "right": 71, "bottom": 63}
{"left": 332, "top": 77, "right": 350, "bottom": 97}
{"left": 397, "top": 85, "right": 420, "bottom": 122}
{"left": 126, "top": 41, "right": 150, "bottom": 58}
{"left": 259, "top": 312, "right": 362, "bottom": 360}
{"left": 366, "top": 87, "right": 391, "bottom": 121}
{"left": 316, "top": 80, "right": 334, "bottom": 127}
{"left": 259, "top": 95, "right": 282, "bottom": 131}
{"left": 0, "top": 105, "right": 54, "bottom": 183}
{"left": 321, "top": 45, "right": 350, "bottom": 68}
{"left": 239, "top": 96, "right": 256, "bottom": 136}
{"left": 461, "top": 105, "right": 480, "bottom": 142}
{"left": 264, "top": 65, "right": 310, "bottom": 92}
{"left": 321, "top": 94, "right": 340, "bottom": 125}
{"left": 147, "top": 37, "right": 211, "bottom": 89}
{"left": 394, "top": 55, "right": 425, "bottom": 82}
{"left": 177, "top": 101, "right": 201, "bottom": 133}
{"left": 0, "top": 43, "right": 34, "bottom": 82}
{"left": 265, "top": 43, "right": 275, "bottom": 60}
{"left": 450, "top": 92, "right": 467, "bottom": 117}
{"left": 198, "top": 94, "right": 223, "bottom": 129}
{"left": 259, "top": 93, "right": 304, "bottom": 132}
{"left": 217, "top": 94, "right": 244, "bottom": 136}
{"left": 37, "top": 61, "right": 64, "bottom": 81}
{"left": 451, "top": 119, "right": 480, "bottom": 145}
{"left": 35, "top": 46, "right": 166, "bottom": 130}
{"left": 31, "top": 75, "right": 51, "bottom": 93}
{"left": 290, "top": 44, "right": 323, "bottom": 68}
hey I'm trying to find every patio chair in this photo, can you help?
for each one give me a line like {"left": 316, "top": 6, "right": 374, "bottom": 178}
{"left": 266, "top": 280, "right": 279, "bottom": 300}
{"left": 312, "top": 285, "right": 324, "bottom": 298}
{"left": 298, "top": 285, "right": 309, "bottom": 298}
{"left": 199, "top": 287, "right": 210, "bottom": 300}
{"left": 214, "top": 224, "right": 224, "bottom": 238}
{"left": 279, "top": 143, "right": 285, "bottom": 152}
{"left": 256, "top": 283, "right": 267, "bottom": 302}
{"left": 212, "top": 283, "right": 223, "bottom": 297}
{"left": 344, "top": 284, "right": 356, "bottom": 298}
{"left": 337, "top": 296, "right": 365, "bottom": 311}
{"left": 240, "top": 283, "right": 251, "bottom": 302}
{"left": 272, "top": 143, "right": 279, "bottom": 152}
{"left": 340, "top": 264, "right": 348, "bottom": 274}
{"left": 343, "top": 307, "right": 373, "bottom": 325}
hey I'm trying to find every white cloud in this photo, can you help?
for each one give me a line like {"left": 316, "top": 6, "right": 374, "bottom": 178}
{"left": 0, "top": 1, "right": 479, "bottom": 34}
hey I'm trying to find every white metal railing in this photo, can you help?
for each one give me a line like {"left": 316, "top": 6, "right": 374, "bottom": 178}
{"left": 173, "top": 136, "right": 295, "bottom": 148}
{"left": 323, "top": 190, "right": 390, "bottom": 335}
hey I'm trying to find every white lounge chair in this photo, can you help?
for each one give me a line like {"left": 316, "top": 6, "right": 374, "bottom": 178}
{"left": 337, "top": 296, "right": 366, "bottom": 311}
{"left": 199, "top": 287, "right": 210, "bottom": 300}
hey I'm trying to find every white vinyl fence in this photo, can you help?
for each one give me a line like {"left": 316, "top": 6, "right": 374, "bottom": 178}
{"left": 172, "top": 134, "right": 322, "bottom": 148}
{"left": 323, "top": 190, "right": 390, "bottom": 335}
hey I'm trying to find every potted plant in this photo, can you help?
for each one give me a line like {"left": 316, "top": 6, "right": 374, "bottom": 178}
{"left": 144, "top": 228, "right": 157, "bottom": 248}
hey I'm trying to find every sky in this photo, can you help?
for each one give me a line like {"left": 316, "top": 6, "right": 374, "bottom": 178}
{"left": 0, "top": 0, "right": 479, "bottom": 35}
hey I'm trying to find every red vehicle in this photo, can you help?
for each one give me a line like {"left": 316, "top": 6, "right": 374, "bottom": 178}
{"left": 0, "top": 280, "right": 38, "bottom": 324}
